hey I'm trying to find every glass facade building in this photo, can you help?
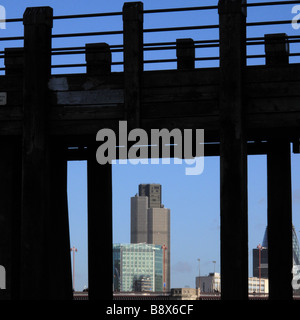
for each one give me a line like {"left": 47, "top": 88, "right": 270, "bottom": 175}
{"left": 253, "top": 225, "right": 300, "bottom": 278}
{"left": 113, "top": 243, "right": 163, "bottom": 292}
{"left": 292, "top": 226, "right": 300, "bottom": 266}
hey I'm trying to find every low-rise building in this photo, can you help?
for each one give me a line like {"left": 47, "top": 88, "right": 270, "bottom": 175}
{"left": 196, "top": 272, "right": 269, "bottom": 294}
{"left": 170, "top": 288, "right": 200, "bottom": 300}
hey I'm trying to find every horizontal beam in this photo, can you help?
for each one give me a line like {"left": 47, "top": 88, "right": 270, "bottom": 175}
{"left": 0, "top": 65, "right": 300, "bottom": 142}
{"left": 66, "top": 141, "right": 269, "bottom": 161}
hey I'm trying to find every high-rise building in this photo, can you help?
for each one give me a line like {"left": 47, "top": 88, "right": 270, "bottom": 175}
{"left": 131, "top": 184, "right": 171, "bottom": 292}
{"left": 113, "top": 243, "right": 163, "bottom": 292}
{"left": 139, "top": 184, "right": 162, "bottom": 208}
{"left": 252, "top": 225, "right": 300, "bottom": 278}
{"left": 130, "top": 196, "right": 148, "bottom": 244}
{"left": 292, "top": 226, "right": 300, "bottom": 266}
{"left": 252, "top": 247, "right": 268, "bottom": 279}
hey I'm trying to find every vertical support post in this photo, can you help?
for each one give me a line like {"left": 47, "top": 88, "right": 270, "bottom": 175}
{"left": 176, "top": 38, "right": 195, "bottom": 70}
{"left": 47, "top": 142, "right": 73, "bottom": 299}
{"left": 86, "top": 46, "right": 113, "bottom": 300}
{"left": 86, "top": 43, "right": 112, "bottom": 75}
{"left": 265, "top": 33, "right": 293, "bottom": 300}
{"left": 265, "top": 33, "right": 289, "bottom": 66}
{"left": 21, "top": 7, "right": 53, "bottom": 299}
{"left": 0, "top": 50, "right": 23, "bottom": 300}
{"left": 0, "top": 138, "right": 21, "bottom": 300}
{"left": 87, "top": 155, "right": 113, "bottom": 300}
{"left": 123, "top": 2, "right": 143, "bottom": 129}
{"left": 4, "top": 48, "right": 24, "bottom": 76}
{"left": 218, "top": 0, "right": 248, "bottom": 300}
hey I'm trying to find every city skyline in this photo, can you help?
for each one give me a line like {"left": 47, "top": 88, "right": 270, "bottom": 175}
{"left": 68, "top": 151, "right": 300, "bottom": 291}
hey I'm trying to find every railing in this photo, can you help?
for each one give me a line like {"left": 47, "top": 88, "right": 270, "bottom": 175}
{"left": 0, "top": 0, "right": 300, "bottom": 74}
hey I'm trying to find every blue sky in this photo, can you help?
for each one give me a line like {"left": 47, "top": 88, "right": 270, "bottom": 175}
{"left": 1, "top": 0, "right": 300, "bottom": 291}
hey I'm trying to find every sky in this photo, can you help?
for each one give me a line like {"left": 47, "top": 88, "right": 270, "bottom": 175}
{"left": 1, "top": 0, "right": 300, "bottom": 291}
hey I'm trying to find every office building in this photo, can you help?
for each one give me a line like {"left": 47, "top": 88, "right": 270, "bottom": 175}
{"left": 130, "top": 196, "right": 148, "bottom": 243}
{"left": 253, "top": 248, "right": 268, "bottom": 279}
{"left": 170, "top": 288, "right": 200, "bottom": 300}
{"left": 248, "top": 277, "right": 269, "bottom": 294}
{"left": 113, "top": 243, "right": 163, "bottom": 293}
{"left": 195, "top": 273, "right": 221, "bottom": 294}
{"left": 139, "top": 184, "right": 162, "bottom": 208}
{"left": 292, "top": 225, "right": 300, "bottom": 266}
{"left": 131, "top": 184, "right": 171, "bottom": 292}
{"left": 195, "top": 273, "right": 269, "bottom": 294}
{"left": 253, "top": 225, "right": 300, "bottom": 278}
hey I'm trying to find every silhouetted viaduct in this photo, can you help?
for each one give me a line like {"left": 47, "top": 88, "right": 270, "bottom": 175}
{"left": 0, "top": 0, "right": 299, "bottom": 300}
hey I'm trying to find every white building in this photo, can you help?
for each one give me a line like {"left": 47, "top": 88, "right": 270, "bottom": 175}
{"left": 170, "top": 288, "right": 200, "bottom": 300}
{"left": 196, "top": 273, "right": 221, "bottom": 293}
{"left": 196, "top": 273, "right": 269, "bottom": 294}
{"left": 248, "top": 277, "right": 269, "bottom": 294}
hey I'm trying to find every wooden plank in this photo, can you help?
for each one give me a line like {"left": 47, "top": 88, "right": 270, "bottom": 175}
{"left": 142, "top": 85, "right": 218, "bottom": 103}
{"left": 246, "top": 81, "right": 300, "bottom": 99}
{"left": 54, "top": 89, "right": 124, "bottom": 105}
{"left": 247, "top": 96, "right": 300, "bottom": 113}
{"left": 142, "top": 68, "right": 220, "bottom": 87}
{"left": 5, "top": 93, "right": 22, "bottom": 106}
{"left": 48, "top": 73, "right": 124, "bottom": 92}
{"left": 48, "top": 64, "right": 300, "bottom": 93}
{"left": 0, "top": 76, "right": 23, "bottom": 91}
{"left": 1, "top": 65, "right": 300, "bottom": 102}
{"left": 49, "top": 112, "right": 300, "bottom": 138}
{"left": 141, "top": 100, "right": 219, "bottom": 118}
{"left": 66, "top": 141, "right": 269, "bottom": 161}
{"left": 51, "top": 105, "right": 123, "bottom": 120}
{"left": 0, "top": 107, "right": 22, "bottom": 120}
{"left": 49, "top": 119, "right": 120, "bottom": 137}
{"left": 245, "top": 64, "right": 300, "bottom": 83}
{"left": 248, "top": 112, "right": 300, "bottom": 128}
{"left": 141, "top": 116, "right": 219, "bottom": 132}
{"left": 0, "top": 121, "right": 22, "bottom": 136}
{"left": 2, "top": 106, "right": 300, "bottom": 138}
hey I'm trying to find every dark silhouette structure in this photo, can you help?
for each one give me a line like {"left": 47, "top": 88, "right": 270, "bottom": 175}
{"left": 0, "top": 0, "right": 298, "bottom": 300}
